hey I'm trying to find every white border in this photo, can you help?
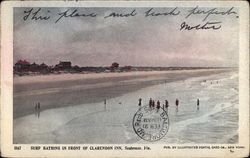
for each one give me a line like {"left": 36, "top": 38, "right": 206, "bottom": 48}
{"left": 1, "top": 1, "right": 249, "bottom": 157}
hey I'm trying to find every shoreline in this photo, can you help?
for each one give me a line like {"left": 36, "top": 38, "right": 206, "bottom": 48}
{"left": 14, "top": 68, "right": 234, "bottom": 84}
{"left": 14, "top": 68, "right": 235, "bottom": 119}
{"left": 14, "top": 70, "right": 238, "bottom": 144}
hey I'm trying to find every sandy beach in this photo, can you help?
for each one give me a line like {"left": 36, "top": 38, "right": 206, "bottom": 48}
{"left": 14, "top": 69, "right": 224, "bottom": 84}
{"left": 13, "top": 69, "right": 238, "bottom": 144}
{"left": 14, "top": 69, "right": 232, "bottom": 118}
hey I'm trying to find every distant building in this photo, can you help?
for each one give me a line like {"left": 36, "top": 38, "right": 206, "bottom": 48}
{"left": 30, "top": 62, "right": 40, "bottom": 72}
{"left": 39, "top": 63, "right": 50, "bottom": 73}
{"left": 13, "top": 59, "right": 136, "bottom": 75}
{"left": 40, "top": 63, "right": 48, "bottom": 68}
{"left": 111, "top": 62, "right": 119, "bottom": 69}
{"left": 72, "top": 65, "right": 81, "bottom": 72}
{"left": 54, "top": 61, "right": 72, "bottom": 71}
{"left": 30, "top": 62, "right": 39, "bottom": 67}
{"left": 14, "top": 60, "right": 31, "bottom": 72}
{"left": 121, "top": 66, "right": 132, "bottom": 71}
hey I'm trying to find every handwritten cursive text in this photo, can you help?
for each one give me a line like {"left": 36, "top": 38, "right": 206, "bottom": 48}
{"left": 55, "top": 9, "right": 97, "bottom": 23}
{"left": 180, "top": 21, "right": 222, "bottom": 31}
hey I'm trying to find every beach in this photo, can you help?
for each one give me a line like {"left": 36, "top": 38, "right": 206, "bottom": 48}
{"left": 13, "top": 68, "right": 238, "bottom": 144}
{"left": 14, "top": 69, "right": 231, "bottom": 118}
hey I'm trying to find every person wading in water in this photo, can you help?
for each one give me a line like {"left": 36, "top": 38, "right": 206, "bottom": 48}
{"left": 34, "top": 103, "right": 38, "bottom": 117}
{"left": 197, "top": 98, "right": 200, "bottom": 110}
{"left": 164, "top": 100, "right": 169, "bottom": 112}
{"left": 138, "top": 98, "right": 142, "bottom": 107}
{"left": 175, "top": 99, "right": 179, "bottom": 112}
{"left": 35, "top": 102, "right": 41, "bottom": 118}
{"left": 37, "top": 102, "right": 40, "bottom": 118}
{"left": 149, "top": 98, "right": 152, "bottom": 108}
{"left": 156, "top": 100, "right": 160, "bottom": 112}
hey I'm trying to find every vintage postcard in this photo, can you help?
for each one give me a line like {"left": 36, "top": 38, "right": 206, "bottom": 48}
{"left": 1, "top": 0, "right": 249, "bottom": 157}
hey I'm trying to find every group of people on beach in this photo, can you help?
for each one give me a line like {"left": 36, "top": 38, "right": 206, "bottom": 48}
{"left": 138, "top": 98, "right": 200, "bottom": 112}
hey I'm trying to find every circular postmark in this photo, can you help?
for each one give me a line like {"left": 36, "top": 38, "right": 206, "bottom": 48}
{"left": 132, "top": 105, "right": 169, "bottom": 141}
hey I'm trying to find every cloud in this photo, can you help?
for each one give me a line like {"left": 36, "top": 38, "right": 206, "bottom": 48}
{"left": 14, "top": 7, "right": 239, "bottom": 67}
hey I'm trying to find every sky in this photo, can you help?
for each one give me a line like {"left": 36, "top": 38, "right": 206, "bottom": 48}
{"left": 14, "top": 7, "right": 239, "bottom": 67}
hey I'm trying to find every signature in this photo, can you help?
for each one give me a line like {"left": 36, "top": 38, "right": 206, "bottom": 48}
{"left": 180, "top": 21, "right": 222, "bottom": 31}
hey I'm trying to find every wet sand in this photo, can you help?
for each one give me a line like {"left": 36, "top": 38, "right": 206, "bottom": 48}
{"left": 14, "top": 69, "right": 233, "bottom": 118}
